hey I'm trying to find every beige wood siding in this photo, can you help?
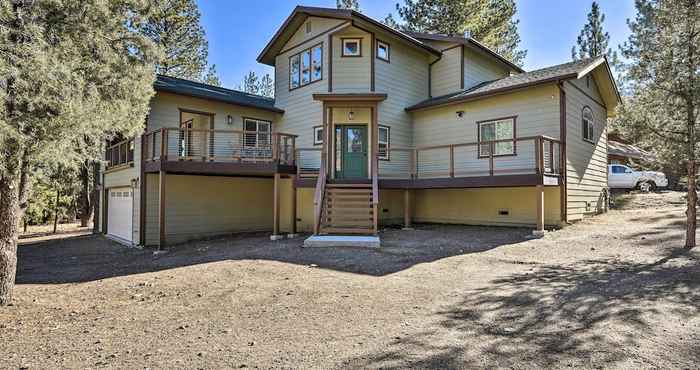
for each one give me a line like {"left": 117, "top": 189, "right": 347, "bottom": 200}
{"left": 144, "top": 175, "right": 288, "bottom": 246}
{"left": 331, "top": 27, "right": 371, "bottom": 93}
{"left": 430, "top": 44, "right": 461, "bottom": 97}
{"left": 284, "top": 16, "right": 345, "bottom": 50}
{"left": 412, "top": 84, "right": 561, "bottom": 175}
{"left": 147, "top": 92, "right": 279, "bottom": 132}
{"left": 374, "top": 31, "right": 430, "bottom": 177}
{"left": 463, "top": 46, "right": 510, "bottom": 89}
{"left": 565, "top": 77, "right": 608, "bottom": 221}
{"left": 274, "top": 22, "right": 332, "bottom": 149}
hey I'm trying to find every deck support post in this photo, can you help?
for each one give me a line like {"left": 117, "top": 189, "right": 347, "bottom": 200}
{"left": 287, "top": 175, "right": 299, "bottom": 238}
{"left": 403, "top": 189, "right": 413, "bottom": 230}
{"left": 271, "top": 173, "right": 283, "bottom": 240}
{"left": 158, "top": 170, "right": 166, "bottom": 249}
{"left": 534, "top": 184, "right": 545, "bottom": 236}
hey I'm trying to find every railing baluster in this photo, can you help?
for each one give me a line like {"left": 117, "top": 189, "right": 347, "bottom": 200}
{"left": 489, "top": 141, "right": 494, "bottom": 176}
{"left": 449, "top": 145, "right": 454, "bottom": 178}
{"left": 549, "top": 140, "right": 554, "bottom": 174}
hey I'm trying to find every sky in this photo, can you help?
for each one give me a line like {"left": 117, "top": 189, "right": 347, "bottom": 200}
{"left": 196, "top": 0, "right": 637, "bottom": 89}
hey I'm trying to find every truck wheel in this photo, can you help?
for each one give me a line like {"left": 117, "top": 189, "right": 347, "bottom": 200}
{"left": 638, "top": 181, "right": 656, "bottom": 192}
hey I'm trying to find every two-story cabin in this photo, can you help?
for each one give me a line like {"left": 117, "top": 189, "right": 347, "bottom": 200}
{"left": 98, "top": 6, "right": 620, "bottom": 247}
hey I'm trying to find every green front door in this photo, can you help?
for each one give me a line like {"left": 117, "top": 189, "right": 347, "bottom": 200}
{"left": 337, "top": 125, "right": 368, "bottom": 179}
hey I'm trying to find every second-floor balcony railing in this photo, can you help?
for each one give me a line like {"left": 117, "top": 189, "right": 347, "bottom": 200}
{"left": 142, "top": 128, "right": 297, "bottom": 166}
{"left": 105, "top": 138, "right": 134, "bottom": 169}
{"left": 295, "top": 135, "right": 562, "bottom": 180}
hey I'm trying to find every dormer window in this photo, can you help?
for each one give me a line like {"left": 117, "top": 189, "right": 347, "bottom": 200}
{"left": 289, "top": 43, "right": 323, "bottom": 90}
{"left": 342, "top": 38, "right": 362, "bottom": 57}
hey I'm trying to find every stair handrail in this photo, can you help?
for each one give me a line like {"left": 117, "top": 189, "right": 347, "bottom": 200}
{"left": 372, "top": 155, "right": 379, "bottom": 234}
{"left": 313, "top": 155, "right": 327, "bottom": 235}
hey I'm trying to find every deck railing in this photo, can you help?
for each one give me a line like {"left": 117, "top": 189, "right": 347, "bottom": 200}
{"left": 297, "top": 135, "right": 562, "bottom": 180}
{"left": 105, "top": 138, "right": 134, "bottom": 169}
{"left": 143, "top": 128, "right": 297, "bottom": 165}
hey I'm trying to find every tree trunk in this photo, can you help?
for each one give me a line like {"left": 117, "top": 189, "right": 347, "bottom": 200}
{"left": 78, "top": 160, "right": 92, "bottom": 227}
{"left": 92, "top": 161, "right": 100, "bottom": 233}
{"left": 0, "top": 176, "right": 21, "bottom": 306}
{"left": 686, "top": 160, "right": 697, "bottom": 249}
{"left": 53, "top": 188, "right": 60, "bottom": 234}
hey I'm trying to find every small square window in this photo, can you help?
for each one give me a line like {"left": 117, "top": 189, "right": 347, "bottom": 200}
{"left": 376, "top": 40, "right": 390, "bottom": 62}
{"left": 313, "top": 126, "right": 323, "bottom": 145}
{"left": 342, "top": 38, "right": 362, "bottom": 57}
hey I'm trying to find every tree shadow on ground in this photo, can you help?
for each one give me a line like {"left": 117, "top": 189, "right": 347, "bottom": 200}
{"left": 340, "top": 248, "right": 700, "bottom": 369}
{"left": 16, "top": 224, "right": 532, "bottom": 284}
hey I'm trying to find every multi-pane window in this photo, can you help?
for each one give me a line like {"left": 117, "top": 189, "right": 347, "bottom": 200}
{"left": 244, "top": 118, "right": 271, "bottom": 147}
{"left": 582, "top": 106, "right": 595, "bottom": 142}
{"left": 289, "top": 44, "right": 322, "bottom": 89}
{"left": 378, "top": 125, "right": 390, "bottom": 160}
{"left": 376, "top": 40, "right": 390, "bottom": 62}
{"left": 478, "top": 117, "right": 516, "bottom": 157}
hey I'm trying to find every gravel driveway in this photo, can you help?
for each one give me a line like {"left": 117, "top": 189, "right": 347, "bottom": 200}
{"left": 1, "top": 191, "right": 698, "bottom": 369}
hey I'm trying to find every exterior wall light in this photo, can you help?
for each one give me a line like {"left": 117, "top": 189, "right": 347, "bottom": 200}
{"left": 348, "top": 111, "right": 355, "bottom": 121}
{"left": 456, "top": 110, "right": 465, "bottom": 118}
{"left": 227, "top": 115, "right": 233, "bottom": 125}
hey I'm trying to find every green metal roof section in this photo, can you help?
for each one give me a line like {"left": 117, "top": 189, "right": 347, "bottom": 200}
{"left": 154, "top": 75, "right": 284, "bottom": 114}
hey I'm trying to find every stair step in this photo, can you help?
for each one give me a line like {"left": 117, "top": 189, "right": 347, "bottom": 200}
{"left": 326, "top": 183, "right": 372, "bottom": 188}
{"left": 304, "top": 235, "right": 380, "bottom": 248}
{"left": 319, "top": 227, "right": 375, "bottom": 234}
{"left": 326, "top": 189, "right": 372, "bottom": 194}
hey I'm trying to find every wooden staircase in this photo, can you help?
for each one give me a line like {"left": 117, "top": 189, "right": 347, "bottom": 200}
{"left": 320, "top": 183, "right": 375, "bottom": 234}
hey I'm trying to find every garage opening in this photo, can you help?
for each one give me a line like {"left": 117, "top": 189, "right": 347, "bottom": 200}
{"left": 107, "top": 187, "right": 133, "bottom": 244}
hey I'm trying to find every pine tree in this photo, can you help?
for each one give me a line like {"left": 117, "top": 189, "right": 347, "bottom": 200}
{"left": 395, "top": 0, "right": 526, "bottom": 66}
{"left": 0, "top": 0, "right": 158, "bottom": 305}
{"left": 337, "top": 0, "right": 360, "bottom": 12}
{"left": 382, "top": 13, "right": 401, "bottom": 29}
{"left": 140, "top": 0, "right": 217, "bottom": 82}
{"left": 571, "top": 1, "right": 619, "bottom": 64}
{"left": 618, "top": 0, "right": 700, "bottom": 249}
{"left": 258, "top": 74, "right": 274, "bottom": 98}
{"left": 203, "top": 64, "right": 221, "bottom": 86}
{"left": 240, "top": 71, "right": 259, "bottom": 94}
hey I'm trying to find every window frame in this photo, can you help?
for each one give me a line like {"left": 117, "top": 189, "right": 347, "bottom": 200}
{"left": 582, "top": 106, "right": 595, "bottom": 144}
{"left": 376, "top": 39, "right": 390, "bottom": 63}
{"left": 378, "top": 125, "right": 390, "bottom": 161}
{"left": 313, "top": 125, "right": 323, "bottom": 146}
{"left": 288, "top": 43, "right": 323, "bottom": 91}
{"left": 341, "top": 37, "right": 363, "bottom": 57}
{"left": 242, "top": 117, "right": 273, "bottom": 148}
{"left": 476, "top": 116, "right": 517, "bottom": 158}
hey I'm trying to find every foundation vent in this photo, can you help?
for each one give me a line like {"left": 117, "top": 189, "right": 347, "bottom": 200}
{"left": 498, "top": 209, "right": 510, "bottom": 216}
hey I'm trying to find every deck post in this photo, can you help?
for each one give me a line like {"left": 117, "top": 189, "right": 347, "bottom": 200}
{"left": 288, "top": 175, "right": 299, "bottom": 238}
{"left": 403, "top": 189, "right": 413, "bottom": 230}
{"left": 271, "top": 173, "right": 283, "bottom": 240}
{"left": 534, "top": 184, "right": 545, "bottom": 236}
{"left": 158, "top": 170, "right": 166, "bottom": 249}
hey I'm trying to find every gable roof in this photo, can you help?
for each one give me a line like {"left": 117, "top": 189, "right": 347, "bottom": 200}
{"left": 154, "top": 75, "right": 284, "bottom": 114}
{"left": 406, "top": 56, "right": 621, "bottom": 114}
{"left": 405, "top": 31, "right": 525, "bottom": 73}
{"left": 608, "top": 140, "right": 654, "bottom": 161}
{"left": 257, "top": 6, "right": 441, "bottom": 66}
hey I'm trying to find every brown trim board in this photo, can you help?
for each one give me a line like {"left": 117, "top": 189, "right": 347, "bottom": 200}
{"left": 559, "top": 82, "right": 568, "bottom": 223}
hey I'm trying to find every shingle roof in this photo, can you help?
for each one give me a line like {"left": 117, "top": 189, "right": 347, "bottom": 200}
{"left": 406, "top": 57, "right": 604, "bottom": 111}
{"left": 608, "top": 140, "right": 653, "bottom": 161}
{"left": 154, "top": 75, "right": 283, "bottom": 114}
{"left": 405, "top": 31, "right": 525, "bottom": 73}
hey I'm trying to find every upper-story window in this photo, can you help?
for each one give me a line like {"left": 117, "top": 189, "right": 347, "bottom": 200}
{"left": 342, "top": 38, "right": 362, "bottom": 57}
{"left": 478, "top": 117, "right": 516, "bottom": 157}
{"left": 376, "top": 40, "right": 390, "bottom": 62}
{"left": 582, "top": 106, "right": 595, "bottom": 143}
{"left": 289, "top": 43, "right": 322, "bottom": 90}
{"left": 244, "top": 118, "right": 272, "bottom": 148}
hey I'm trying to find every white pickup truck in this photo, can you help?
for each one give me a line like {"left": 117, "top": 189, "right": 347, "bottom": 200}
{"left": 608, "top": 164, "right": 668, "bottom": 191}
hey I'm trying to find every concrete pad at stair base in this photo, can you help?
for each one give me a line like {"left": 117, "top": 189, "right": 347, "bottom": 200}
{"left": 303, "top": 235, "right": 381, "bottom": 248}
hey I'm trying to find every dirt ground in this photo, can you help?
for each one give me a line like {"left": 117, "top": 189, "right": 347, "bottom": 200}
{"left": 2, "top": 191, "right": 698, "bottom": 369}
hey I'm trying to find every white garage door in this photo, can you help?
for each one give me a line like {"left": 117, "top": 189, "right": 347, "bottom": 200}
{"left": 107, "top": 187, "right": 133, "bottom": 243}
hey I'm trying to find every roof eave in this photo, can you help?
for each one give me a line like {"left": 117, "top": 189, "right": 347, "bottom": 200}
{"left": 154, "top": 86, "right": 284, "bottom": 114}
